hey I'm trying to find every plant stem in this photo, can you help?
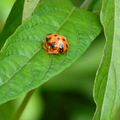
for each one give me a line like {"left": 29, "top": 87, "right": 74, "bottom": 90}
{"left": 80, "top": 0, "right": 93, "bottom": 9}
{"left": 12, "top": 89, "right": 36, "bottom": 120}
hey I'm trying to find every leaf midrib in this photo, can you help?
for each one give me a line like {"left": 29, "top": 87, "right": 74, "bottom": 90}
{"left": 55, "top": 6, "right": 76, "bottom": 32}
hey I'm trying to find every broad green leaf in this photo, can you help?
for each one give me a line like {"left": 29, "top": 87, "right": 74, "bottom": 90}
{"left": 0, "top": 0, "right": 101, "bottom": 104}
{"left": 93, "top": 0, "right": 120, "bottom": 120}
{"left": 0, "top": 0, "right": 24, "bottom": 50}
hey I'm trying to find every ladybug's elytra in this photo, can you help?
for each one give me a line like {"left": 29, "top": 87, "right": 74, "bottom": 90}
{"left": 43, "top": 33, "right": 69, "bottom": 54}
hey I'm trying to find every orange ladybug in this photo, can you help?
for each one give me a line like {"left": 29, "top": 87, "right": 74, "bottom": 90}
{"left": 43, "top": 33, "right": 69, "bottom": 54}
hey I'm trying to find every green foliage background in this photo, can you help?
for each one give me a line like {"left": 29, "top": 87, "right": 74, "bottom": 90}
{"left": 1, "top": 0, "right": 120, "bottom": 120}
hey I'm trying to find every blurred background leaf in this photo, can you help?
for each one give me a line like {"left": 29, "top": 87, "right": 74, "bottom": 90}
{"left": 0, "top": 0, "right": 24, "bottom": 49}
{"left": 0, "top": 0, "right": 15, "bottom": 32}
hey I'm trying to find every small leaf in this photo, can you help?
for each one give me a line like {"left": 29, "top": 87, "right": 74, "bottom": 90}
{"left": 93, "top": 0, "right": 120, "bottom": 120}
{"left": 22, "top": 0, "right": 40, "bottom": 22}
{"left": 0, "top": 0, "right": 101, "bottom": 104}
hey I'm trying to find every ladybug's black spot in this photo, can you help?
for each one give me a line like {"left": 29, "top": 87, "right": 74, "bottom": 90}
{"left": 62, "top": 38, "right": 65, "bottom": 41}
{"left": 59, "top": 43, "right": 63, "bottom": 53}
{"left": 46, "top": 37, "right": 51, "bottom": 41}
{"left": 54, "top": 34, "right": 57, "bottom": 36}
{"left": 51, "top": 42, "right": 56, "bottom": 48}
{"left": 66, "top": 44, "right": 68, "bottom": 48}
{"left": 57, "top": 37, "right": 60, "bottom": 40}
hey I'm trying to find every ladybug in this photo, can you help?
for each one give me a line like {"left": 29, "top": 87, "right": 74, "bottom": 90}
{"left": 43, "top": 33, "right": 69, "bottom": 54}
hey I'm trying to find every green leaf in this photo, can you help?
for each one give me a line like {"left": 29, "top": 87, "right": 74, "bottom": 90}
{"left": 93, "top": 0, "right": 120, "bottom": 120}
{"left": 0, "top": 0, "right": 101, "bottom": 104}
{"left": 0, "top": 0, "right": 25, "bottom": 50}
